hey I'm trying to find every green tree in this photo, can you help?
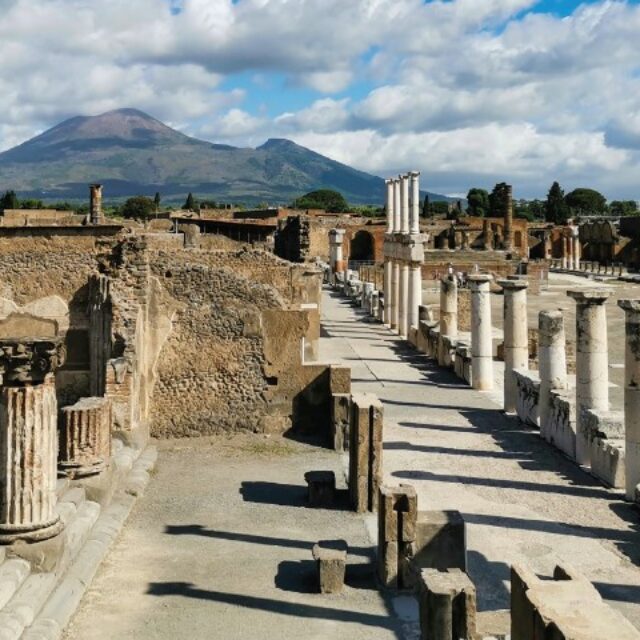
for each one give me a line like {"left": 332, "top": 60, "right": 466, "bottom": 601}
{"left": 466, "top": 188, "right": 489, "bottom": 217}
{"left": 154, "top": 192, "right": 161, "bottom": 212}
{"left": 545, "top": 182, "right": 569, "bottom": 224}
{"left": 184, "top": 192, "right": 197, "bottom": 210}
{"left": 0, "top": 190, "right": 18, "bottom": 210}
{"left": 422, "top": 194, "right": 430, "bottom": 218}
{"left": 609, "top": 200, "right": 639, "bottom": 217}
{"left": 293, "top": 189, "right": 349, "bottom": 213}
{"left": 564, "top": 188, "right": 606, "bottom": 216}
{"left": 19, "top": 198, "right": 44, "bottom": 209}
{"left": 121, "top": 196, "right": 155, "bottom": 220}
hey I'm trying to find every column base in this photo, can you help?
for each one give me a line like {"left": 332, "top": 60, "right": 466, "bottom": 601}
{"left": 0, "top": 517, "right": 64, "bottom": 544}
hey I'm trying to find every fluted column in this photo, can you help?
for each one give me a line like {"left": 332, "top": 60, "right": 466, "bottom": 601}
{"left": 618, "top": 300, "right": 640, "bottom": 499}
{"left": 393, "top": 179, "right": 401, "bottom": 233}
{"left": 499, "top": 279, "right": 528, "bottom": 414}
{"left": 567, "top": 289, "right": 610, "bottom": 466}
{"left": 399, "top": 262, "right": 409, "bottom": 338}
{"left": 400, "top": 175, "right": 410, "bottom": 235}
{"left": 408, "top": 262, "right": 422, "bottom": 333}
{"left": 409, "top": 171, "right": 420, "bottom": 235}
{"left": 0, "top": 339, "right": 65, "bottom": 544}
{"left": 468, "top": 274, "right": 494, "bottom": 391}
{"left": 386, "top": 179, "right": 394, "bottom": 234}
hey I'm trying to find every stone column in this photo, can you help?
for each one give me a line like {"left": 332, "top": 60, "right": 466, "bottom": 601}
{"left": 0, "top": 339, "right": 65, "bottom": 543}
{"left": 399, "top": 262, "right": 409, "bottom": 338}
{"left": 400, "top": 175, "right": 410, "bottom": 234}
{"left": 618, "top": 300, "right": 640, "bottom": 499}
{"left": 409, "top": 262, "right": 422, "bottom": 334}
{"left": 567, "top": 289, "right": 610, "bottom": 466}
{"left": 386, "top": 179, "right": 394, "bottom": 234}
{"left": 409, "top": 171, "right": 421, "bottom": 235}
{"left": 468, "top": 274, "right": 494, "bottom": 391}
{"left": 482, "top": 220, "right": 492, "bottom": 251}
{"left": 538, "top": 310, "right": 568, "bottom": 440}
{"left": 438, "top": 275, "right": 458, "bottom": 367}
{"left": 562, "top": 235, "right": 568, "bottom": 270}
{"left": 393, "top": 179, "right": 401, "bottom": 234}
{"left": 503, "top": 184, "right": 514, "bottom": 252}
{"left": 89, "top": 183, "right": 104, "bottom": 225}
{"left": 384, "top": 259, "right": 393, "bottom": 325}
{"left": 573, "top": 230, "right": 581, "bottom": 271}
{"left": 329, "top": 228, "right": 346, "bottom": 283}
{"left": 392, "top": 260, "right": 400, "bottom": 331}
{"left": 498, "top": 280, "right": 528, "bottom": 414}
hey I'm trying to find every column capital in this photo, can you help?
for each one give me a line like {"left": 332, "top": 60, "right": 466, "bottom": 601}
{"left": 329, "top": 228, "right": 345, "bottom": 243}
{"left": 408, "top": 170, "right": 420, "bottom": 178}
{"left": 567, "top": 289, "right": 611, "bottom": 305}
{"left": 468, "top": 274, "right": 493, "bottom": 285}
{"left": 618, "top": 299, "right": 640, "bottom": 315}
{"left": 0, "top": 338, "right": 65, "bottom": 384}
{"left": 385, "top": 178, "right": 394, "bottom": 185}
{"left": 497, "top": 279, "right": 528, "bottom": 292}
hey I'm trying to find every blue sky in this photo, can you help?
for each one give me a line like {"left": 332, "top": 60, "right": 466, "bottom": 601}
{"left": 1, "top": 0, "right": 640, "bottom": 198}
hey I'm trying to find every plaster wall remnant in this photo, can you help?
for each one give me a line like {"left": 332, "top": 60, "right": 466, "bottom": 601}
{"left": 618, "top": 299, "right": 640, "bottom": 499}
{"left": 468, "top": 274, "right": 493, "bottom": 391}
{"left": 567, "top": 289, "right": 611, "bottom": 466}
{"left": 499, "top": 279, "right": 528, "bottom": 414}
{"left": 538, "top": 310, "right": 568, "bottom": 441}
{"left": 0, "top": 338, "right": 65, "bottom": 544}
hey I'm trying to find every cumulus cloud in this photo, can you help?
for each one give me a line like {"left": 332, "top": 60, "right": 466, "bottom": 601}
{"left": 0, "top": 0, "right": 640, "bottom": 197}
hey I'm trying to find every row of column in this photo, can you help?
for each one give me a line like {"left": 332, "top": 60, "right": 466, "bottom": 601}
{"left": 561, "top": 227, "right": 581, "bottom": 270}
{"left": 385, "top": 260, "right": 422, "bottom": 339}
{"left": 385, "top": 172, "right": 420, "bottom": 235}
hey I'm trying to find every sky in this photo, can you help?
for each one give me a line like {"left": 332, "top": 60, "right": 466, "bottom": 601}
{"left": 0, "top": 0, "right": 640, "bottom": 199}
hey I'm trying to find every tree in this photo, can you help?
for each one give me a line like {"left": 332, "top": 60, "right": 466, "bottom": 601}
{"left": 466, "top": 188, "right": 489, "bottom": 217}
{"left": 422, "top": 194, "right": 430, "bottom": 218}
{"left": 545, "top": 182, "right": 569, "bottom": 224}
{"left": 184, "top": 192, "right": 197, "bottom": 210}
{"left": 564, "top": 188, "right": 606, "bottom": 216}
{"left": 154, "top": 192, "right": 161, "bottom": 212}
{"left": 293, "top": 189, "right": 349, "bottom": 213}
{"left": 19, "top": 198, "right": 43, "bottom": 210}
{"left": 0, "top": 190, "right": 18, "bottom": 210}
{"left": 609, "top": 200, "right": 639, "bottom": 217}
{"left": 121, "top": 196, "right": 155, "bottom": 220}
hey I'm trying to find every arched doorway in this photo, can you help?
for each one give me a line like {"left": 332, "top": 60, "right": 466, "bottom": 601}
{"left": 350, "top": 230, "right": 374, "bottom": 262}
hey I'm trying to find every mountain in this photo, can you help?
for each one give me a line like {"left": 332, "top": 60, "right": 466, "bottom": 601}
{"left": 0, "top": 108, "right": 452, "bottom": 205}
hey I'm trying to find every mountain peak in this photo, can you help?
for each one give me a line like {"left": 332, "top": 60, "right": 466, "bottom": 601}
{"left": 257, "top": 138, "right": 300, "bottom": 151}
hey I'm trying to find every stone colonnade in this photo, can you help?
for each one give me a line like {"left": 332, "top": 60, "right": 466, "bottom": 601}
{"left": 383, "top": 172, "right": 425, "bottom": 339}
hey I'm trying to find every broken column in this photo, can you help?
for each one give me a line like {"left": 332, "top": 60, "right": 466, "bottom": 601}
{"left": 567, "top": 289, "right": 611, "bottom": 466}
{"left": 503, "top": 184, "right": 514, "bottom": 252}
{"left": 59, "top": 397, "right": 113, "bottom": 478}
{"left": 409, "top": 171, "right": 421, "bottom": 235}
{"left": 89, "top": 183, "right": 104, "bottom": 224}
{"left": 499, "top": 279, "right": 528, "bottom": 414}
{"left": 0, "top": 338, "right": 65, "bottom": 543}
{"left": 349, "top": 393, "right": 383, "bottom": 513}
{"left": 468, "top": 274, "right": 494, "bottom": 391}
{"left": 538, "top": 310, "right": 568, "bottom": 441}
{"left": 618, "top": 300, "right": 640, "bottom": 500}
{"left": 378, "top": 484, "right": 418, "bottom": 590}
{"left": 438, "top": 275, "right": 458, "bottom": 367}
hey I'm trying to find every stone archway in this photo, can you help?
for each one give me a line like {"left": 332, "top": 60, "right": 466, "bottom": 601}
{"left": 349, "top": 230, "right": 375, "bottom": 262}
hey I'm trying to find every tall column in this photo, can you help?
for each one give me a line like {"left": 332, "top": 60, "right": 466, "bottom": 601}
{"left": 393, "top": 179, "right": 401, "bottom": 233}
{"left": 438, "top": 275, "right": 458, "bottom": 366}
{"left": 386, "top": 179, "right": 394, "bottom": 234}
{"left": 468, "top": 274, "right": 494, "bottom": 391}
{"left": 392, "top": 260, "right": 400, "bottom": 331}
{"left": 89, "top": 183, "right": 104, "bottom": 225}
{"left": 383, "top": 259, "right": 393, "bottom": 325}
{"left": 329, "top": 229, "right": 346, "bottom": 283}
{"left": 562, "top": 236, "right": 568, "bottom": 269}
{"left": 0, "top": 339, "right": 65, "bottom": 543}
{"left": 567, "top": 290, "right": 610, "bottom": 466}
{"left": 498, "top": 280, "right": 528, "bottom": 414}
{"left": 408, "top": 262, "right": 422, "bottom": 333}
{"left": 538, "top": 310, "right": 568, "bottom": 440}
{"left": 409, "top": 171, "right": 420, "bottom": 235}
{"left": 399, "top": 262, "right": 409, "bottom": 338}
{"left": 618, "top": 300, "right": 640, "bottom": 499}
{"left": 503, "top": 184, "right": 514, "bottom": 252}
{"left": 400, "top": 175, "right": 410, "bottom": 235}
{"left": 572, "top": 229, "right": 581, "bottom": 271}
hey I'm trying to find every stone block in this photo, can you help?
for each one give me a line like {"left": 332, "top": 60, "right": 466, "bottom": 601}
{"left": 418, "top": 568, "right": 477, "bottom": 640}
{"left": 513, "top": 369, "right": 540, "bottom": 428}
{"left": 413, "top": 511, "right": 466, "bottom": 573}
{"left": 304, "top": 471, "right": 336, "bottom": 508}
{"left": 329, "top": 365, "right": 351, "bottom": 395}
{"left": 330, "top": 393, "right": 351, "bottom": 451}
{"left": 312, "top": 539, "right": 348, "bottom": 594}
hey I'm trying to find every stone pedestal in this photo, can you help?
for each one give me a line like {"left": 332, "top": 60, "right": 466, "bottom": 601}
{"left": 567, "top": 290, "right": 610, "bottom": 466}
{"left": 59, "top": 397, "right": 112, "bottom": 478}
{"left": 438, "top": 276, "right": 458, "bottom": 367}
{"left": 618, "top": 300, "right": 640, "bottom": 500}
{"left": 468, "top": 275, "right": 494, "bottom": 391}
{"left": 538, "top": 311, "right": 568, "bottom": 441}
{"left": 400, "top": 263, "right": 409, "bottom": 338}
{"left": 0, "top": 338, "right": 65, "bottom": 544}
{"left": 499, "top": 280, "right": 528, "bottom": 414}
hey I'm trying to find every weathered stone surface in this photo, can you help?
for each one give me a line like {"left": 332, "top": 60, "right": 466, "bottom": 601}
{"left": 413, "top": 510, "right": 467, "bottom": 573}
{"left": 0, "top": 338, "right": 65, "bottom": 385}
{"left": 330, "top": 393, "right": 351, "bottom": 451}
{"left": 312, "top": 539, "right": 347, "bottom": 594}
{"left": 304, "top": 471, "right": 336, "bottom": 508}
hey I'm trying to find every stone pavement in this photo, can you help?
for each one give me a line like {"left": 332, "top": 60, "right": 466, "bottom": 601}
{"left": 320, "top": 288, "right": 640, "bottom": 629}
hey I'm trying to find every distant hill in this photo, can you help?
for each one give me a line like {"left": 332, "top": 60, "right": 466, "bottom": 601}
{"left": 0, "top": 108, "right": 453, "bottom": 205}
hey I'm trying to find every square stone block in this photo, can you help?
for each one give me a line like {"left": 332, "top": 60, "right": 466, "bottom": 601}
{"left": 304, "top": 471, "right": 336, "bottom": 508}
{"left": 312, "top": 539, "right": 348, "bottom": 594}
{"left": 413, "top": 510, "right": 466, "bottom": 572}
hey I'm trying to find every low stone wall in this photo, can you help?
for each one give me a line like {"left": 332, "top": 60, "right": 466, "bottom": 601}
{"left": 454, "top": 342, "right": 472, "bottom": 385}
{"left": 513, "top": 369, "right": 540, "bottom": 427}
{"left": 584, "top": 409, "right": 625, "bottom": 488}
{"left": 545, "top": 390, "right": 576, "bottom": 459}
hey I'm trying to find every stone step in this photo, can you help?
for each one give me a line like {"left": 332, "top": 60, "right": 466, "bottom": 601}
{"left": 0, "top": 559, "right": 31, "bottom": 611}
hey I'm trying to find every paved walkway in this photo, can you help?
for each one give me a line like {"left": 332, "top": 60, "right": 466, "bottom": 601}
{"left": 320, "top": 288, "right": 640, "bottom": 628}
